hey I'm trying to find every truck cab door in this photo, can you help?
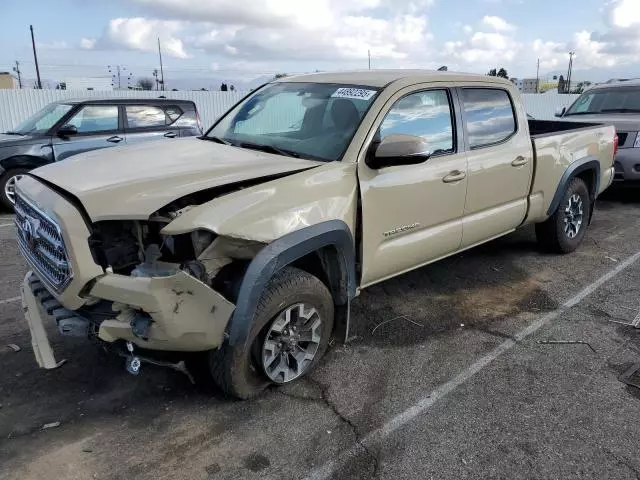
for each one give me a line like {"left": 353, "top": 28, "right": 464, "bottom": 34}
{"left": 358, "top": 86, "right": 468, "bottom": 287}
{"left": 456, "top": 86, "right": 533, "bottom": 248}
{"left": 52, "top": 104, "right": 125, "bottom": 161}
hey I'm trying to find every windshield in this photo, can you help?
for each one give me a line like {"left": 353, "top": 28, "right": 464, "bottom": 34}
{"left": 565, "top": 86, "right": 640, "bottom": 115}
{"left": 207, "top": 82, "right": 380, "bottom": 161}
{"left": 11, "top": 103, "right": 74, "bottom": 134}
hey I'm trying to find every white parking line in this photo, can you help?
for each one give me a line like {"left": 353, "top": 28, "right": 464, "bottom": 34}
{"left": 0, "top": 296, "right": 20, "bottom": 306}
{"left": 305, "top": 249, "right": 640, "bottom": 480}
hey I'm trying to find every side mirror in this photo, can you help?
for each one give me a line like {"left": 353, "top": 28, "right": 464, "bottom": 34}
{"left": 57, "top": 124, "right": 78, "bottom": 137}
{"left": 554, "top": 107, "right": 566, "bottom": 118}
{"left": 367, "top": 134, "right": 431, "bottom": 169}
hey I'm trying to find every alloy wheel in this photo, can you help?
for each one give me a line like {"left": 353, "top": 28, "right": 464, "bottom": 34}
{"left": 261, "top": 303, "right": 322, "bottom": 383}
{"left": 563, "top": 193, "right": 584, "bottom": 239}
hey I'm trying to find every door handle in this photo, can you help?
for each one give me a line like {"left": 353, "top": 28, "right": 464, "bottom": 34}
{"left": 511, "top": 156, "right": 528, "bottom": 167}
{"left": 106, "top": 135, "right": 123, "bottom": 143}
{"left": 164, "top": 131, "right": 177, "bottom": 138}
{"left": 442, "top": 170, "right": 466, "bottom": 183}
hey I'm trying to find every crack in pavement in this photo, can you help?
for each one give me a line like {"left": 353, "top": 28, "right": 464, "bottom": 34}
{"left": 277, "top": 378, "right": 380, "bottom": 478}
{"left": 601, "top": 447, "right": 640, "bottom": 480}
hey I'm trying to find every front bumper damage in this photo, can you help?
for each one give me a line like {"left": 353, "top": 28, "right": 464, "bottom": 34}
{"left": 21, "top": 269, "right": 236, "bottom": 369}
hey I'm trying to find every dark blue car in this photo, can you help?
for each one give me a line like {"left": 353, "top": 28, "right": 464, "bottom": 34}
{"left": 0, "top": 98, "right": 203, "bottom": 209}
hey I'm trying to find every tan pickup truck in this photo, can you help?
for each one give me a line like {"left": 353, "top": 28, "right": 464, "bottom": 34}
{"left": 16, "top": 71, "right": 616, "bottom": 398}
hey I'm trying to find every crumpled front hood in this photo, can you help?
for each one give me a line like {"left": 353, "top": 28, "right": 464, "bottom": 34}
{"left": 31, "top": 137, "right": 323, "bottom": 221}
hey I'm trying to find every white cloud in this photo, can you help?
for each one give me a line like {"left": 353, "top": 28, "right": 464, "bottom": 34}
{"left": 608, "top": 0, "right": 640, "bottom": 29}
{"left": 80, "top": 38, "right": 96, "bottom": 50}
{"left": 88, "top": 17, "right": 189, "bottom": 58}
{"left": 482, "top": 15, "right": 515, "bottom": 32}
{"left": 36, "top": 40, "right": 69, "bottom": 50}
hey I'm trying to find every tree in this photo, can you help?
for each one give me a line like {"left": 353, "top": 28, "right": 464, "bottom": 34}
{"left": 273, "top": 73, "right": 288, "bottom": 80}
{"left": 487, "top": 68, "right": 497, "bottom": 77}
{"left": 230, "top": 85, "right": 235, "bottom": 91}
{"left": 137, "top": 77, "right": 154, "bottom": 90}
{"left": 55, "top": 82, "right": 66, "bottom": 90}
{"left": 437, "top": 65, "right": 448, "bottom": 71}
{"left": 497, "top": 68, "right": 508, "bottom": 79}
{"left": 220, "top": 83, "right": 228, "bottom": 91}
{"left": 558, "top": 75, "right": 566, "bottom": 94}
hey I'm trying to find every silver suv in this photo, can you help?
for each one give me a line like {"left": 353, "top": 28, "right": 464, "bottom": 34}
{"left": 557, "top": 80, "right": 640, "bottom": 185}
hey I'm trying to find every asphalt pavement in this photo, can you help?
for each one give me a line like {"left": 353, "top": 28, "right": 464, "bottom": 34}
{"left": 0, "top": 189, "right": 639, "bottom": 480}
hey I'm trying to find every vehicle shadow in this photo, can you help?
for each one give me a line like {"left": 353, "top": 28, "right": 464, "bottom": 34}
{"left": 349, "top": 226, "right": 559, "bottom": 348}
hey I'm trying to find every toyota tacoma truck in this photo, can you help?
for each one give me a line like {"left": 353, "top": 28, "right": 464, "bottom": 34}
{"left": 16, "top": 71, "right": 616, "bottom": 399}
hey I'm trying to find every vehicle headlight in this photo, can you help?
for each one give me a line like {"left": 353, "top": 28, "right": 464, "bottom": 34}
{"left": 634, "top": 133, "right": 640, "bottom": 148}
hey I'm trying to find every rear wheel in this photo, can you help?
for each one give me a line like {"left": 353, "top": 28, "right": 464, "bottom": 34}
{"left": 0, "top": 168, "right": 30, "bottom": 211}
{"left": 207, "top": 266, "right": 334, "bottom": 399}
{"left": 535, "top": 177, "right": 591, "bottom": 254}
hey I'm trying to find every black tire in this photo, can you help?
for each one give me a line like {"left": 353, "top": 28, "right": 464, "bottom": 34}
{"left": 535, "top": 177, "right": 591, "bottom": 254}
{"left": 207, "top": 266, "right": 334, "bottom": 399}
{"left": 0, "top": 168, "right": 30, "bottom": 211}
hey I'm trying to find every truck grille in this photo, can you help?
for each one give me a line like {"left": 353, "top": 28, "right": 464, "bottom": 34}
{"left": 15, "top": 194, "right": 72, "bottom": 292}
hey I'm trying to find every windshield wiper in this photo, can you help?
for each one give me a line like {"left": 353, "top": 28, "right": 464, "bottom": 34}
{"left": 600, "top": 108, "right": 640, "bottom": 113}
{"left": 237, "top": 142, "right": 300, "bottom": 158}
{"left": 202, "top": 135, "right": 230, "bottom": 145}
{"left": 563, "top": 112, "right": 597, "bottom": 116}
{"left": 3, "top": 131, "right": 25, "bottom": 135}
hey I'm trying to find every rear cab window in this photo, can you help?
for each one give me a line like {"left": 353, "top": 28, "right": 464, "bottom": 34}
{"left": 461, "top": 88, "right": 517, "bottom": 148}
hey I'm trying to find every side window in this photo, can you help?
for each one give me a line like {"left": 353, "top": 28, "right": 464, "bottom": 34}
{"left": 126, "top": 105, "right": 167, "bottom": 128}
{"left": 164, "top": 106, "right": 184, "bottom": 124}
{"left": 66, "top": 105, "right": 119, "bottom": 133}
{"left": 462, "top": 89, "right": 516, "bottom": 148}
{"left": 380, "top": 89, "right": 454, "bottom": 155}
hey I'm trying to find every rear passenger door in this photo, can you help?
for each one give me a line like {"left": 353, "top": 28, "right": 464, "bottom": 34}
{"left": 458, "top": 86, "right": 533, "bottom": 248}
{"left": 124, "top": 104, "right": 181, "bottom": 145}
{"left": 52, "top": 104, "right": 125, "bottom": 161}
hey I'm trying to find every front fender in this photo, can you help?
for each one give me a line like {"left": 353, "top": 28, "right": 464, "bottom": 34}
{"left": 228, "top": 220, "right": 356, "bottom": 348}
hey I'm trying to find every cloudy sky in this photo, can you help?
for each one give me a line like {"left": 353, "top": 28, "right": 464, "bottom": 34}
{"left": 1, "top": 0, "right": 640, "bottom": 89}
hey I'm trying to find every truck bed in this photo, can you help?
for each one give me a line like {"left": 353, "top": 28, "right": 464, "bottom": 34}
{"left": 526, "top": 120, "right": 616, "bottom": 225}
{"left": 528, "top": 119, "right": 602, "bottom": 137}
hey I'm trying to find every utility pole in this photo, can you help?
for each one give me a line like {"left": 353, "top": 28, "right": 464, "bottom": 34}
{"left": 368, "top": 49, "right": 371, "bottom": 70}
{"left": 535, "top": 58, "right": 540, "bottom": 93}
{"left": 566, "top": 51, "right": 575, "bottom": 94}
{"left": 158, "top": 37, "right": 165, "bottom": 91}
{"left": 108, "top": 65, "right": 132, "bottom": 89}
{"left": 13, "top": 61, "right": 22, "bottom": 89}
{"left": 30, "top": 25, "right": 42, "bottom": 89}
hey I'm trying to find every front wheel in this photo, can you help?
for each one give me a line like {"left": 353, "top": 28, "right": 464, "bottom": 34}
{"left": 0, "top": 168, "right": 30, "bottom": 211}
{"left": 535, "top": 177, "right": 591, "bottom": 254}
{"left": 208, "top": 267, "right": 334, "bottom": 399}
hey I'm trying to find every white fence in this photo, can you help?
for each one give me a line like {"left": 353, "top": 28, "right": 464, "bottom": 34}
{"left": 0, "top": 89, "right": 579, "bottom": 133}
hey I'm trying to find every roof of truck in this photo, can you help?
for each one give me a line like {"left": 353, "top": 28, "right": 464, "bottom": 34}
{"left": 278, "top": 70, "right": 513, "bottom": 88}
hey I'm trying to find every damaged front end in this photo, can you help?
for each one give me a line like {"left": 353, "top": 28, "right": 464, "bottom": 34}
{"left": 85, "top": 215, "right": 262, "bottom": 351}
{"left": 17, "top": 175, "right": 265, "bottom": 369}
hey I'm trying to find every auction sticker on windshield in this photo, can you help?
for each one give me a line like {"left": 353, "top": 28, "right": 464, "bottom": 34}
{"left": 331, "top": 87, "right": 377, "bottom": 100}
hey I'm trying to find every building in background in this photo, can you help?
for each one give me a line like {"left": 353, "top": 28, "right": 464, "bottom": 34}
{"left": 0, "top": 72, "right": 19, "bottom": 89}
{"left": 64, "top": 77, "right": 113, "bottom": 91}
{"left": 510, "top": 78, "right": 538, "bottom": 93}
